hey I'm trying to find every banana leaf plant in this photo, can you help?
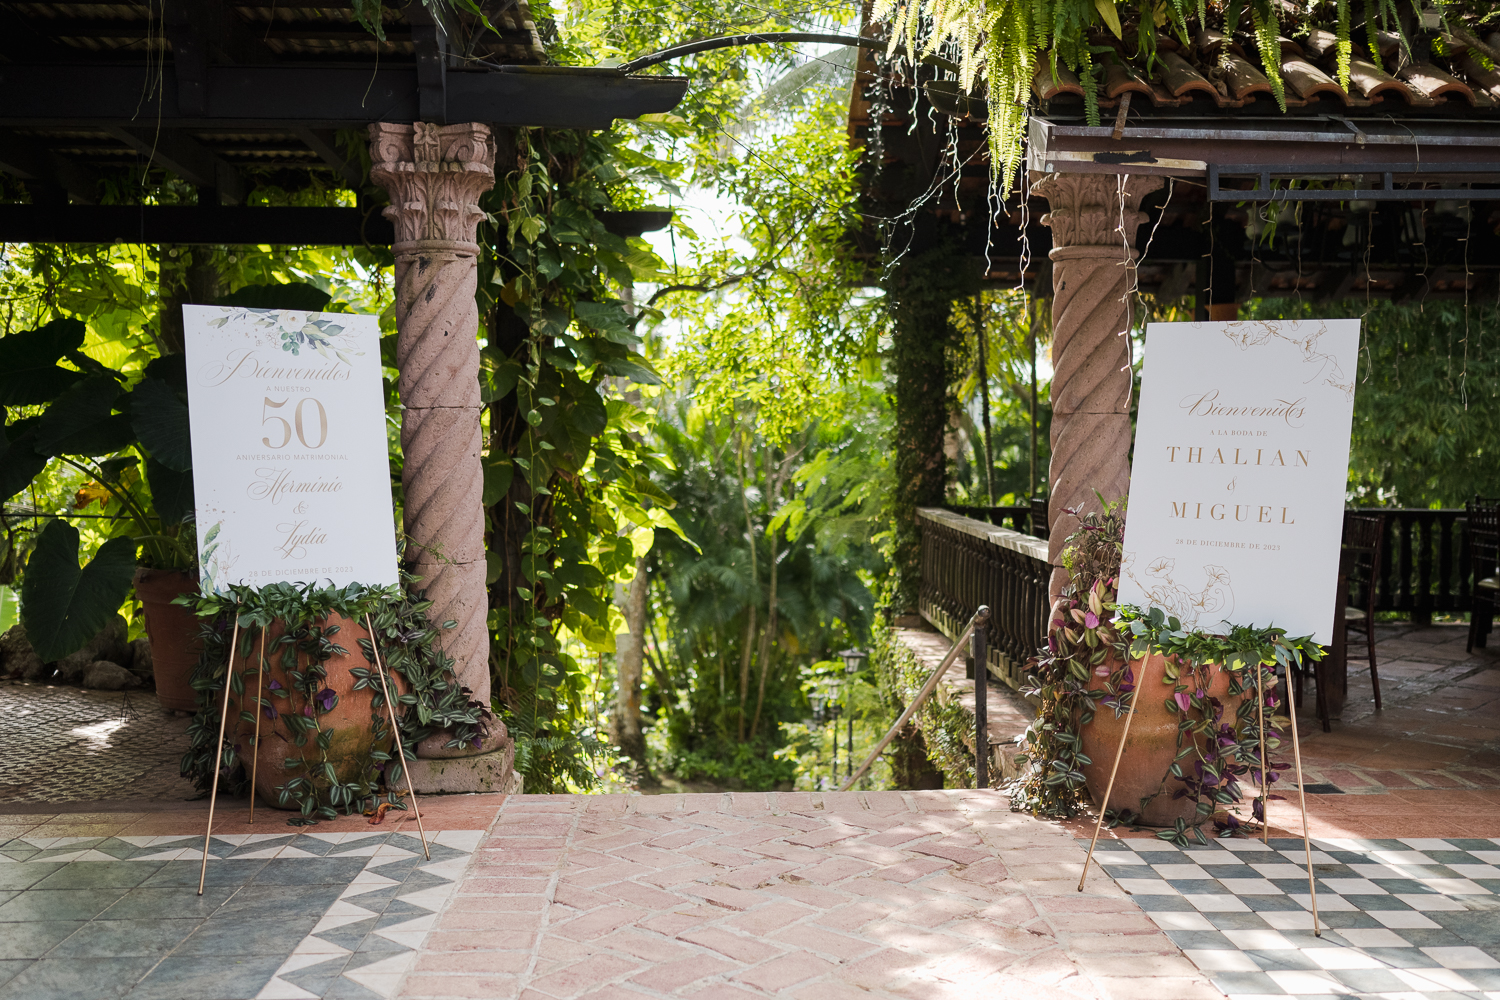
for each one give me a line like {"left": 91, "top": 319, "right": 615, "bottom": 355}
{"left": 2, "top": 281, "right": 332, "bottom": 662}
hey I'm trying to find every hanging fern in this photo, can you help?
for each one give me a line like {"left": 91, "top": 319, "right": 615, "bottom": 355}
{"left": 1336, "top": 0, "right": 1353, "bottom": 89}
{"left": 1250, "top": 0, "right": 1286, "bottom": 111}
{"left": 861, "top": 0, "right": 1500, "bottom": 197}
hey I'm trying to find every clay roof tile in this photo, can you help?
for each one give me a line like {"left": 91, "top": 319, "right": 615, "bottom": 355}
{"left": 1033, "top": 61, "right": 1085, "bottom": 101}
{"left": 1212, "top": 51, "right": 1275, "bottom": 102}
{"left": 1301, "top": 27, "right": 1341, "bottom": 62}
{"left": 1399, "top": 62, "right": 1478, "bottom": 105}
{"left": 1103, "top": 62, "right": 1154, "bottom": 101}
{"left": 1459, "top": 53, "right": 1500, "bottom": 102}
{"left": 1281, "top": 54, "right": 1352, "bottom": 104}
{"left": 1157, "top": 49, "right": 1227, "bottom": 103}
{"left": 1347, "top": 56, "right": 1419, "bottom": 103}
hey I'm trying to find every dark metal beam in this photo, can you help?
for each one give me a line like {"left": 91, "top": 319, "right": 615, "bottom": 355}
{"left": 0, "top": 205, "right": 684, "bottom": 246}
{"left": 35, "top": 15, "right": 375, "bottom": 46}
{"left": 102, "top": 127, "right": 246, "bottom": 204}
{"left": 0, "top": 131, "right": 98, "bottom": 203}
{"left": 0, "top": 64, "right": 688, "bottom": 130}
{"left": 407, "top": 5, "right": 450, "bottom": 124}
{"left": 165, "top": 11, "right": 209, "bottom": 117}
{"left": 293, "top": 129, "right": 364, "bottom": 188}
{"left": 0, "top": 205, "right": 393, "bottom": 245}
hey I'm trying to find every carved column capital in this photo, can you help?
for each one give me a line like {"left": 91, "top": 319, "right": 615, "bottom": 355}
{"left": 369, "top": 122, "right": 496, "bottom": 253}
{"left": 1033, "top": 172, "right": 1160, "bottom": 253}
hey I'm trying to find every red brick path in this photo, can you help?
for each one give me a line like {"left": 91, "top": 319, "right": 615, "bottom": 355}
{"left": 402, "top": 791, "right": 1222, "bottom": 1000}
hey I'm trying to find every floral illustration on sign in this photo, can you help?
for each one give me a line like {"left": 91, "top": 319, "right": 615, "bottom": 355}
{"left": 198, "top": 519, "right": 238, "bottom": 595}
{"left": 1220, "top": 319, "right": 1353, "bottom": 401}
{"left": 203, "top": 307, "right": 365, "bottom": 366}
{"left": 1121, "top": 551, "right": 1235, "bottom": 629}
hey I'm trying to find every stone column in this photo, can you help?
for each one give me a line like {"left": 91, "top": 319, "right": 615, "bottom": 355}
{"left": 1032, "top": 172, "right": 1162, "bottom": 599}
{"left": 369, "top": 123, "right": 495, "bottom": 753}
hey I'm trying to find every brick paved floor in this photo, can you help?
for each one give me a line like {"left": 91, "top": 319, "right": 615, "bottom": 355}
{"left": 1276, "top": 622, "right": 1500, "bottom": 840}
{"left": 409, "top": 790, "right": 1223, "bottom": 1000}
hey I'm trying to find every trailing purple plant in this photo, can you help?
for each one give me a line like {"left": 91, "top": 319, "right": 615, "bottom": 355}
{"left": 1005, "top": 496, "right": 1323, "bottom": 845}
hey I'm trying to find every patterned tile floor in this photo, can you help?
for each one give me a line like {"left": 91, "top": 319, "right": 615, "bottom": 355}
{"left": 0, "top": 681, "right": 195, "bottom": 804}
{"left": 1085, "top": 835, "right": 1500, "bottom": 1000}
{"left": 0, "top": 829, "right": 481, "bottom": 1000}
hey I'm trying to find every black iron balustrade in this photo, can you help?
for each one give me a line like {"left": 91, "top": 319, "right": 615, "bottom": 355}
{"left": 942, "top": 499, "right": 1049, "bottom": 540}
{"left": 917, "top": 508, "right": 1473, "bottom": 695}
{"left": 918, "top": 508, "right": 1051, "bottom": 690}
{"left": 1350, "top": 508, "right": 1472, "bottom": 624}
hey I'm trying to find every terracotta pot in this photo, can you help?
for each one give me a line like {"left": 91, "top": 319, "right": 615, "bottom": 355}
{"left": 1079, "top": 653, "right": 1247, "bottom": 828}
{"left": 133, "top": 567, "right": 203, "bottom": 713}
{"left": 230, "top": 613, "right": 392, "bottom": 809}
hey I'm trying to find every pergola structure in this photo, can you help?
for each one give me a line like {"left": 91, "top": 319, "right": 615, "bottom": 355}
{"left": 0, "top": 1, "right": 685, "bottom": 781}
{"left": 848, "top": 19, "right": 1500, "bottom": 604}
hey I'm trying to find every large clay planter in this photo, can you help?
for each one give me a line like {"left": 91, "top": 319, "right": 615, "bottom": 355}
{"left": 133, "top": 567, "right": 202, "bottom": 713}
{"left": 1079, "top": 653, "right": 1247, "bottom": 827}
{"left": 230, "top": 613, "right": 392, "bottom": 809}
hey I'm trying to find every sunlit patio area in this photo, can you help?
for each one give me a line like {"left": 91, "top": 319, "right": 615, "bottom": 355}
{"left": 1, "top": 622, "right": 1495, "bottom": 999}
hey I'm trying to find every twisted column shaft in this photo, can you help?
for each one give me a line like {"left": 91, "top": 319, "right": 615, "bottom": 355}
{"left": 1033, "top": 173, "right": 1163, "bottom": 599}
{"left": 370, "top": 123, "right": 496, "bottom": 755}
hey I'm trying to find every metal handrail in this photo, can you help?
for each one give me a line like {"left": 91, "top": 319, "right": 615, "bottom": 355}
{"left": 839, "top": 606, "right": 990, "bottom": 792}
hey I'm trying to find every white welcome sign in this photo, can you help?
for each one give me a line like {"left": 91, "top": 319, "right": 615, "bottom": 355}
{"left": 1117, "top": 319, "right": 1359, "bottom": 643}
{"left": 183, "top": 305, "right": 399, "bottom": 593}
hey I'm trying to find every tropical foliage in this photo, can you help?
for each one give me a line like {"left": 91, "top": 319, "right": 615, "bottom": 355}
{"left": 1242, "top": 297, "right": 1500, "bottom": 507}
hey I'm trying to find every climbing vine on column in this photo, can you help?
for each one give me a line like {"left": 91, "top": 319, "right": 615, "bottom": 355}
{"left": 476, "top": 126, "right": 685, "bottom": 791}
{"left": 886, "top": 243, "right": 976, "bottom": 614}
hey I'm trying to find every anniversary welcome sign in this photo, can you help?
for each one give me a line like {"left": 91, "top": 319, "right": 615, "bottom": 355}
{"left": 183, "top": 305, "right": 399, "bottom": 593}
{"left": 1117, "top": 319, "right": 1360, "bottom": 643}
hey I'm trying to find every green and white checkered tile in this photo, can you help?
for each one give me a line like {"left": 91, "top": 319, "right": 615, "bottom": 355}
{"left": 1080, "top": 835, "right": 1500, "bottom": 999}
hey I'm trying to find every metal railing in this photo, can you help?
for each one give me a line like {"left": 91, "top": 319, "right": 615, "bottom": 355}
{"left": 1353, "top": 508, "right": 1473, "bottom": 623}
{"left": 915, "top": 508, "right": 1474, "bottom": 698}
{"left": 918, "top": 507, "right": 1051, "bottom": 690}
{"left": 942, "top": 497, "right": 1049, "bottom": 539}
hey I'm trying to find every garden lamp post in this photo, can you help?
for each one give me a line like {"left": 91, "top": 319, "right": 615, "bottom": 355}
{"left": 826, "top": 700, "right": 843, "bottom": 788}
{"left": 838, "top": 649, "right": 867, "bottom": 784}
{"left": 809, "top": 694, "right": 828, "bottom": 789}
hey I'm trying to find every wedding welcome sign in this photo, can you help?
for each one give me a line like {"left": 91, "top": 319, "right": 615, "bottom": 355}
{"left": 182, "top": 305, "right": 399, "bottom": 593}
{"left": 1117, "top": 319, "right": 1360, "bottom": 643}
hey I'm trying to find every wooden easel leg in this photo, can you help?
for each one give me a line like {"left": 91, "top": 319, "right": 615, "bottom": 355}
{"left": 1282, "top": 661, "right": 1320, "bottom": 937}
{"left": 366, "top": 614, "right": 429, "bottom": 861}
{"left": 248, "top": 628, "right": 266, "bottom": 824}
{"left": 200, "top": 614, "right": 242, "bottom": 896}
{"left": 1257, "top": 662, "right": 1269, "bottom": 844}
{"left": 1078, "top": 671, "right": 1142, "bottom": 892}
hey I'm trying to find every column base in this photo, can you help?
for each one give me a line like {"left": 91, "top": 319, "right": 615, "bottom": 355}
{"left": 404, "top": 742, "right": 520, "bottom": 795}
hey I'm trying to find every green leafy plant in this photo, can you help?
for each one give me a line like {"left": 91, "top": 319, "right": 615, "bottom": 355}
{"left": 178, "top": 577, "right": 488, "bottom": 825}
{"left": 1005, "top": 497, "right": 1319, "bottom": 844}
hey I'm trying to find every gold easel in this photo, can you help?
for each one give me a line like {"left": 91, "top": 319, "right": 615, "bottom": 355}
{"left": 366, "top": 613, "right": 429, "bottom": 861}
{"left": 199, "top": 611, "right": 242, "bottom": 896}
{"left": 248, "top": 628, "right": 266, "bottom": 824}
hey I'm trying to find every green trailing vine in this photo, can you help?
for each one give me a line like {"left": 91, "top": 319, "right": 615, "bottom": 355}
{"left": 178, "top": 577, "right": 488, "bottom": 825}
{"left": 867, "top": 0, "right": 1500, "bottom": 196}
{"left": 1005, "top": 497, "right": 1322, "bottom": 845}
